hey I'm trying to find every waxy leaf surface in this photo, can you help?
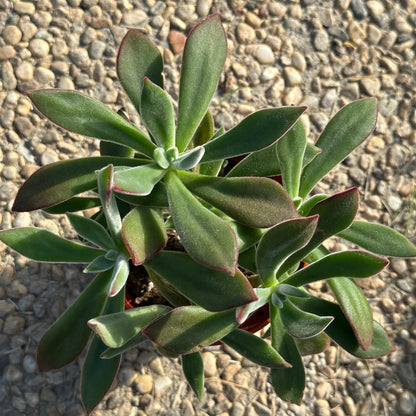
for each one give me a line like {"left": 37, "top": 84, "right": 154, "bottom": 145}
{"left": 176, "top": 14, "right": 226, "bottom": 152}
{"left": 179, "top": 171, "right": 299, "bottom": 228}
{"left": 28, "top": 90, "right": 155, "bottom": 156}
{"left": 256, "top": 216, "right": 317, "bottom": 286}
{"left": 113, "top": 164, "right": 166, "bottom": 196}
{"left": 122, "top": 207, "right": 167, "bottom": 265}
{"left": 142, "top": 306, "right": 238, "bottom": 354}
{"left": 141, "top": 78, "right": 175, "bottom": 149}
{"left": 37, "top": 269, "right": 113, "bottom": 371}
{"left": 81, "top": 290, "right": 124, "bottom": 414}
{"left": 165, "top": 171, "right": 237, "bottom": 275}
{"left": 293, "top": 295, "right": 394, "bottom": 358}
{"left": 107, "top": 254, "right": 130, "bottom": 297}
{"left": 223, "top": 329, "right": 290, "bottom": 368}
{"left": 283, "top": 250, "right": 389, "bottom": 287}
{"left": 202, "top": 107, "right": 306, "bottom": 162}
{"left": 0, "top": 227, "right": 103, "bottom": 263}
{"left": 44, "top": 197, "right": 101, "bottom": 214}
{"left": 236, "top": 287, "right": 274, "bottom": 324}
{"left": 276, "top": 120, "right": 306, "bottom": 198}
{"left": 339, "top": 220, "right": 416, "bottom": 257}
{"left": 299, "top": 98, "right": 377, "bottom": 198}
{"left": 117, "top": 29, "right": 163, "bottom": 113}
{"left": 89, "top": 305, "right": 171, "bottom": 348}
{"left": 147, "top": 251, "right": 257, "bottom": 311}
{"left": 182, "top": 352, "right": 204, "bottom": 399}
{"left": 270, "top": 305, "right": 305, "bottom": 404}
{"left": 294, "top": 332, "right": 330, "bottom": 356}
{"left": 13, "top": 157, "right": 143, "bottom": 212}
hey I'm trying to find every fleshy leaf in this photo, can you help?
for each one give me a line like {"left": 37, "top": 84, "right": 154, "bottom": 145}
{"left": 171, "top": 146, "right": 205, "bottom": 170}
{"left": 283, "top": 250, "right": 389, "bottom": 287}
{"left": 0, "top": 227, "right": 103, "bottom": 263}
{"left": 191, "top": 111, "right": 214, "bottom": 147}
{"left": 297, "top": 194, "right": 328, "bottom": 216}
{"left": 328, "top": 277, "right": 374, "bottom": 350}
{"left": 83, "top": 255, "right": 115, "bottom": 273}
{"left": 176, "top": 14, "right": 227, "bottom": 152}
{"left": 88, "top": 305, "right": 171, "bottom": 348}
{"left": 164, "top": 170, "right": 237, "bottom": 275}
{"left": 227, "top": 220, "right": 264, "bottom": 252}
{"left": 281, "top": 188, "right": 359, "bottom": 274}
{"left": 339, "top": 220, "right": 416, "bottom": 257}
{"left": 113, "top": 164, "right": 166, "bottom": 196}
{"left": 67, "top": 213, "right": 115, "bottom": 251}
{"left": 270, "top": 305, "right": 305, "bottom": 404}
{"left": 146, "top": 251, "right": 257, "bottom": 312}
{"left": 142, "top": 306, "right": 238, "bottom": 354}
{"left": 294, "top": 332, "right": 330, "bottom": 356}
{"left": 182, "top": 352, "right": 204, "bottom": 399}
{"left": 202, "top": 107, "right": 306, "bottom": 162}
{"left": 238, "top": 245, "right": 257, "bottom": 273}
{"left": 122, "top": 207, "right": 167, "bottom": 265}
{"left": 256, "top": 216, "right": 318, "bottom": 286}
{"left": 37, "top": 269, "right": 113, "bottom": 371}
{"left": 44, "top": 197, "right": 101, "bottom": 214}
{"left": 293, "top": 295, "right": 394, "bottom": 358}
{"left": 275, "top": 284, "right": 310, "bottom": 299}
{"left": 236, "top": 287, "right": 274, "bottom": 324}
{"left": 12, "top": 157, "right": 144, "bottom": 212}
{"left": 141, "top": 78, "right": 175, "bottom": 149}
{"left": 223, "top": 329, "right": 290, "bottom": 368}
{"left": 299, "top": 98, "right": 377, "bottom": 198}
{"left": 101, "top": 332, "right": 147, "bottom": 359}
{"left": 276, "top": 120, "right": 307, "bottom": 199}
{"left": 81, "top": 290, "right": 124, "bottom": 414}
{"left": 116, "top": 182, "right": 169, "bottom": 208}
{"left": 279, "top": 298, "right": 333, "bottom": 339}
{"left": 199, "top": 126, "right": 225, "bottom": 176}
{"left": 28, "top": 90, "right": 155, "bottom": 157}
{"left": 179, "top": 171, "right": 299, "bottom": 228}
{"left": 117, "top": 29, "right": 163, "bottom": 113}
{"left": 107, "top": 254, "right": 130, "bottom": 297}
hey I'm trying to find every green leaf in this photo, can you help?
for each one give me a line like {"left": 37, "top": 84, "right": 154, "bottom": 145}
{"left": 297, "top": 194, "right": 328, "bottom": 216}
{"left": 12, "top": 157, "right": 144, "bottom": 212}
{"left": 294, "top": 332, "right": 330, "bottom": 356}
{"left": 235, "top": 287, "right": 274, "bottom": 324}
{"left": 146, "top": 251, "right": 257, "bottom": 312}
{"left": 238, "top": 245, "right": 257, "bottom": 273}
{"left": 88, "top": 305, "right": 171, "bottom": 348}
{"left": 202, "top": 107, "right": 306, "bottom": 162}
{"left": 81, "top": 290, "right": 124, "bottom": 414}
{"left": 171, "top": 146, "right": 205, "bottom": 170}
{"left": 275, "top": 284, "right": 310, "bottom": 299}
{"left": 97, "top": 165, "right": 122, "bottom": 243}
{"left": 43, "top": 197, "right": 101, "bottom": 214}
{"left": 191, "top": 111, "right": 214, "bottom": 148}
{"left": 84, "top": 255, "right": 115, "bottom": 273}
{"left": 293, "top": 295, "right": 394, "bottom": 358}
{"left": 100, "top": 139, "right": 134, "bottom": 158}
{"left": 164, "top": 170, "right": 237, "bottom": 275}
{"left": 276, "top": 120, "right": 307, "bottom": 199}
{"left": 179, "top": 171, "right": 299, "bottom": 228}
{"left": 270, "top": 305, "right": 305, "bottom": 404}
{"left": 281, "top": 188, "right": 359, "bottom": 274}
{"left": 223, "top": 329, "right": 290, "bottom": 368}
{"left": 28, "top": 90, "right": 155, "bottom": 157}
{"left": 142, "top": 306, "right": 238, "bottom": 354}
{"left": 199, "top": 126, "right": 225, "bottom": 176}
{"left": 117, "top": 29, "right": 164, "bottom": 113}
{"left": 182, "top": 352, "right": 204, "bottom": 399}
{"left": 256, "top": 216, "right": 318, "bottom": 286}
{"left": 227, "top": 220, "right": 264, "bottom": 252}
{"left": 141, "top": 78, "right": 175, "bottom": 149}
{"left": 67, "top": 213, "right": 115, "bottom": 251}
{"left": 37, "top": 269, "right": 113, "bottom": 371}
{"left": 327, "top": 277, "right": 373, "bottom": 350}
{"left": 101, "top": 332, "right": 147, "bottom": 359}
{"left": 122, "top": 207, "right": 167, "bottom": 265}
{"left": 283, "top": 250, "right": 389, "bottom": 288}
{"left": 0, "top": 227, "right": 103, "bottom": 263}
{"left": 107, "top": 254, "right": 129, "bottom": 297}
{"left": 116, "top": 181, "right": 169, "bottom": 208}
{"left": 113, "top": 164, "right": 166, "bottom": 196}
{"left": 299, "top": 98, "right": 377, "bottom": 198}
{"left": 176, "top": 14, "right": 227, "bottom": 152}
{"left": 280, "top": 298, "right": 333, "bottom": 339}
{"left": 339, "top": 220, "right": 416, "bottom": 257}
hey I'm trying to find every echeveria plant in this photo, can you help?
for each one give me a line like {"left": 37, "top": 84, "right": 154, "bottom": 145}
{"left": 1, "top": 14, "right": 415, "bottom": 413}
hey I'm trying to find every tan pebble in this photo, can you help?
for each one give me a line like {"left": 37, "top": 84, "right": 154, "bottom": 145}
{"left": 236, "top": 104, "right": 255, "bottom": 116}
{"left": 134, "top": 374, "right": 153, "bottom": 394}
{"left": 367, "top": 1, "right": 384, "bottom": 17}
{"left": 315, "top": 399, "right": 331, "bottom": 416}
{"left": 283, "top": 86, "right": 303, "bottom": 105}
{"left": 14, "top": 1, "right": 36, "bottom": 15}
{"left": 236, "top": 23, "right": 256, "bottom": 44}
{"left": 3, "top": 25, "right": 23, "bottom": 45}
{"left": 284, "top": 67, "right": 302, "bottom": 86}
{"left": 0, "top": 45, "right": 16, "bottom": 60}
{"left": 168, "top": 30, "right": 186, "bottom": 54}
{"left": 325, "top": 345, "right": 338, "bottom": 365}
{"left": 163, "top": 48, "right": 174, "bottom": 65}
{"left": 29, "top": 38, "right": 50, "bottom": 58}
{"left": 348, "top": 21, "right": 366, "bottom": 43}
{"left": 246, "top": 12, "right": 262, "bottom": 29}
{"left": 202, "top": 351, "right": 217, "bottom": 377}
{"left": 343, "top": 396, "right": 356, "bottom": 416}
{"left": 316, "top": 381, "right": 332, "bottom": 399}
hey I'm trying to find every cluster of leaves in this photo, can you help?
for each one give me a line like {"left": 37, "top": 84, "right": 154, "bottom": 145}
{"left": 1, "top": 14, "right": 415, "bottom": 413}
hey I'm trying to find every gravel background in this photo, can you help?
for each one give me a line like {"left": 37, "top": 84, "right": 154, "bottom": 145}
{"left": 1, "top": 0, "right": 416, "bottom": 415}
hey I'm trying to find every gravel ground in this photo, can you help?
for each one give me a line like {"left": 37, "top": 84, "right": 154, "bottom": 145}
{"left": 1, "top": 0, "right": 416, "bottom": 415}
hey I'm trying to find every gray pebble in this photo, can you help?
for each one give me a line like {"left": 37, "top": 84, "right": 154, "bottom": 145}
{"left": 254, "top": 45, "right": 275, "bottom": 64}
{"left": 197, "top": 0, "right": 212, "bottom": 17}
{"left": 29, "top": 38, "right": 50, "bottom": 57}
{"left": 4, "top": 315, "right": 26, "bottom": 334}
{"left": 23, "top": 355, "right": 37, "bottom": 373}
{"left": 350, "top": 0, "right": 368, "bottom": 19}
{"left": 314, "top": 30, "right": 330, "bottom": 51}
{"left": 89, "top": 41, "right": 107, "bottom": 59}
{"left": 122, "top": 9, "right": 147, "bottom": 26}
{"left": 397, "top": 391, "right": 416, "bottom": 415}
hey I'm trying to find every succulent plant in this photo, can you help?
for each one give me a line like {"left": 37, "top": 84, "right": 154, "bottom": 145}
{"left": 1, "top": 14, "right": 415, "bottom": 413}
